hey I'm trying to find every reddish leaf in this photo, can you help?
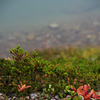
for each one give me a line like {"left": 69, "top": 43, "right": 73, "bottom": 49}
{"left": 18, "top": 82, "right": 31, "bottom": 92}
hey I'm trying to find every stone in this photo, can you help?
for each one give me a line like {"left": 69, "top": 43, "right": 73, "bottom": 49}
{"left": 86, "top": 35, "right": 96, "bottom": 40}
{"left": 12, "top": 96, "right": 18, "bottom": 100}
{"left": 51, "top": 98, "right": 56, "bottom": 100}
{"left": 78, "top": 95, "right": 84, "bottom": 100}
{"left": 90, "top": 98, "right": 96, "bottom": 100}
{"left": 0, "top": 93, "right": 3, "bottom": 96}
{"left": 0, "top": 96, "right": 4, "bottom": 100}
{"left": 30, "top": 93, "right": 38, "bottom": 99}
{"left": 8, "top": 98, "right": 12, "bottom": 100}
{"left": 7, "top": 36, "right": 16, "bottom": 41}
{"left": 96, "top": 91, "right": 100, "bottom": 95}
{"left": 57, "top": 34, "right": 61, "bottom": 39}
{"left": 55, "top": 95, "right": 59, "bottom": 99}
{"left": 48, "top": 23, "right": 59, "bottom": 29}
{"left": 36, "top": 36, "right": 42, "bottom": 41}
{"left": 19, "top": 97, "right": 24, "bottom": 100}
{"left": 27, "top": 34, "right": 34, "bottom": 40}
{"left": 66, "top": 95, "right": 71, "bottom": 98}
{"left": 93, "top": 21, "right": 100, "bottom": 26}
{"left": 2, "top": 94, "right": 6, "bottom": 97}
{"left": 86, "top": 34, "right": 92, "bottom": 39}
{"left": 25, "top": 96, "right": 30, "bottom": 100}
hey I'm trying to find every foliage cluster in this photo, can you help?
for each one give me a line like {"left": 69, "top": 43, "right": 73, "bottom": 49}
{"left": 0, "top": 45, "right": 100, "bottom": 99}
{"left": 36, "top": 46, "right": 100, "bottom": 90}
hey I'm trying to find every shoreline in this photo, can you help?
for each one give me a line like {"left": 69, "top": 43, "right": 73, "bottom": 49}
{"left": 0, "top": 15, "right": 100, "bottom": 58}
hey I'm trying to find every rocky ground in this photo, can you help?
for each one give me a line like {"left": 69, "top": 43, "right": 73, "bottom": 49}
{"left": 0, "top": 92, "right": 74, "bottom": 100}
{"left": 0, "top": 92, "right": 100, "bottom": 100}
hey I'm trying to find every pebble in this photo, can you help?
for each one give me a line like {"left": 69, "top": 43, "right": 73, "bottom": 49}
{"left": 78, "top": 95, "right": 84, "bottom": 100}
{"left": 8, "top": 98, "right": 12, "bottom": 100}
{"left": 66, "top": 95, "right": 71, "bottom": 98}
{"left": 7, "top": 36, "right": 16, "bottom": 41}
{"left": 12, "top": 96, "right": 17, "bottom": 100}
{"left": 0, "top": 96, "right": 4, "bottom": 100}
{"left": 0, "top": 92, "right": 98, "bottom": 100}
{"left": 25, "top": 96, "right": 30, "bottom": 99}
{"left": 27, "top": 34, "right": 34, "bottom": 40}
{"left": 86, "top": 35, "right": 96, "bottom": 40}
{"left": 57, "top": 34, "right": 61, "bottom": 39}
{"left": 0, "top": 93, "right": 3, "bottom": 96}
{"left": 93, "top": 21, "right": 100, "bottom": 26}
{"left": 36, "top": 36, "right": 42, "bottom": 41}
{"left": 30, "top": 93, "right": 38, "bottom": 99}
{"left": 90, "top": 98, "right": 96, "bottom": 100}
{"left": 96, "top": 91, "right": 100, "bottom": 95}
{"left": 48, "top": 23, "right": 59, "bottom": 29}
{"left": 55, "top": 95, "right": 59, "bottom": 99}
{"left": 51, "top": 98, "right": 56, "bottom": 100}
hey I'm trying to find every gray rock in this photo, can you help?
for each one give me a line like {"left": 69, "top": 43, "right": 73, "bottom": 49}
{"left": 78, "top": 95, "right": 84, "bottom": 100}
{"left": 66, "top": 95, "right": 71, "bottom": 98}
{"left": 90, "top": 98, "right": 96, "bottom": 100}
{"left": 30, "top": 93, "right": 38, "bottom": 99}
{"left": 12, "top": 96, "right": 17, "bottom": 100}
{"left": 7, "top": 36, "right": 16, "bottom": 41}
{"left": 0, "top": 96, "right": 4, "bottom": 100}
{"left": 51, "top": 99, "right": 56, "bottom": 100}
{"left": 19, "top": 97, "right": 24, "bottom": 100}
{"left": 0, "top": 93, "right": 3, "bottom": 96}
{"left": 8, "top": 98, "right": 12, "bottom": 100}
{"left": 55, "top": 95, "right": 59, "bottom": 99}
{"left": 48, "top": 23, "right": 59, "bottom": 29}
{"left": 25, "top": 96, "right": 30, "bottom": 100}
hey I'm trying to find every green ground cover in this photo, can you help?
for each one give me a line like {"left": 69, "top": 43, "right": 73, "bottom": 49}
{"left": 0, "top": 45, "right": 100, "bottom": 99}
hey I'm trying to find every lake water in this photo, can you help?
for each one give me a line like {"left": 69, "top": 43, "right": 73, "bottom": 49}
{"left": 0, "top": 0, "right": 100, "bottom": 58}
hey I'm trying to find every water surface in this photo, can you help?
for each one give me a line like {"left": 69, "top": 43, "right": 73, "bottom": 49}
{"left": 0, "top": 0, "right": 100, "bottom": 57}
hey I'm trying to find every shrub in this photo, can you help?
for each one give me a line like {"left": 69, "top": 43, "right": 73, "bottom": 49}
{"left": 0, "top": 45, "right": 100, "bottom": 98}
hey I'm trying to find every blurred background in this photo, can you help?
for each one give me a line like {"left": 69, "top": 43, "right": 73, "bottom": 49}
{"left": 0, "top": 0, "right": 100, "bottom": 58}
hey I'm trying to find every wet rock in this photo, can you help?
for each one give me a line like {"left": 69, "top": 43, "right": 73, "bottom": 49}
{"left": 48, "top": 23, "right": 59, "bottom": 29}
{"left": 27, "top": 34, "right": 34, "bottom": 40}
{"left": 7, "top": 36, "right": 16, "bottom": 41}
{"left": 36, "top": 36, "right": 42, "bottom": 41}
{"left": 93, "top": 21, "right": 100, "bottom": 26}
{"left": 9, "top": 43, "right": 16, "bottom": 48}
{"left": 57, "top": 34, "right": 61, "bottom": 39}
{"left": 0, "top": 34, "right": 4, "bottom": 39}
{"left": 86, "top": 35, "right": 96, "bottom": 40}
